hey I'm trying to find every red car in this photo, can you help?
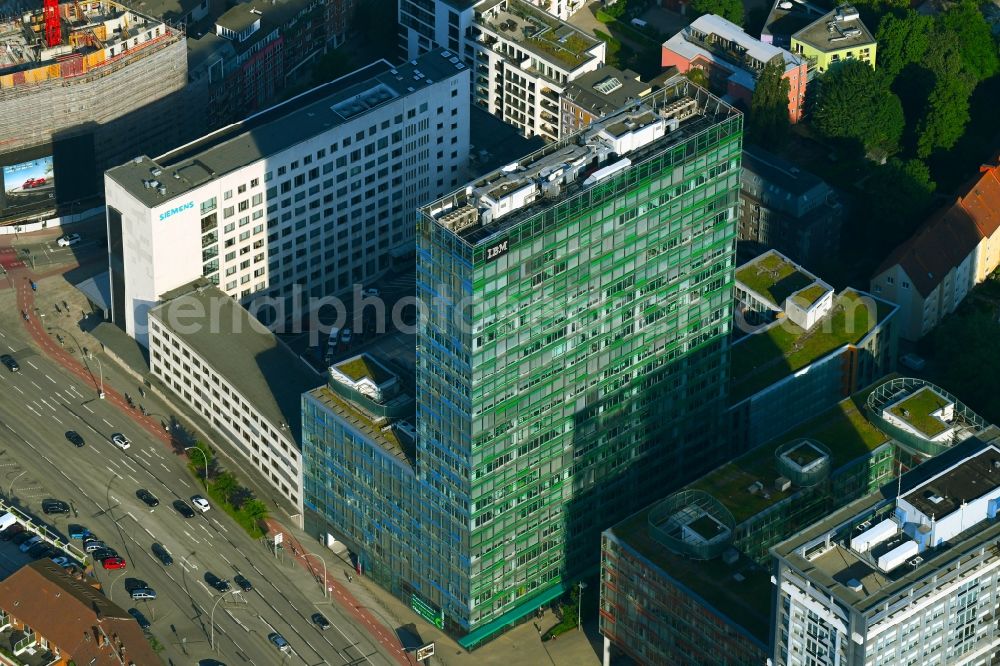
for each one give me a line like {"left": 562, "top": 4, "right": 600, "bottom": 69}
{"left": 101, "top": 556, "right": 126, "bottom": 570}
{"left": 21, "top": 177, "right": 45, "bottom": 189}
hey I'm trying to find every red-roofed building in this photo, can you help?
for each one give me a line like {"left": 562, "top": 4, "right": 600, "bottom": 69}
{"left": 870, "top": 156, "right": 1000, "bottom": 340}
{"left": 0, "top": 560, "right": 158, "bottom": 666}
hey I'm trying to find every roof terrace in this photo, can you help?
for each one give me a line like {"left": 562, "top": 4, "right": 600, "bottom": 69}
{"left": 736, "top": 250, "right": 818, "bottom": 308}
{"left": 478, "top": 0, "right": 600, "bottom": 70}
{"left": 730, "top": 289, "right": 894, "bottom": 403}
{"left": 888, "top": 386, "right": 951, "bottom": 438}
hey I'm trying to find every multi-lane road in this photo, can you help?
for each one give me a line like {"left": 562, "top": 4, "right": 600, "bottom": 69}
{"left": 0, "top": 314, "right": 394, "bottom": 666}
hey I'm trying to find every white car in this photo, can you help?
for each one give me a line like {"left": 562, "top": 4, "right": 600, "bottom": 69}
{"left": 57, "top": 233, "right": 81, "bottom": 247}
{"left": 191, "top": 495, "right": 210, "bottom": 512}
{"left": 111, "top": 433, "right": 131, "bottom": 450}
{"left": 363, "top": 287, "right": 380, "bottom": 298}
{"left": 340, "top": 328, "right": 352, "bottom": 345}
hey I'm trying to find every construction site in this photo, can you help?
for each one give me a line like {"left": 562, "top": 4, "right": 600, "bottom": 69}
{"left": 0, "top": 0, "right": 196, "bottom": 223}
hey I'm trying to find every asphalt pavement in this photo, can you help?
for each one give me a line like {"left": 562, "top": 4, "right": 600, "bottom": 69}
{"left": 0, "top": 238, "right": 398, "bottom": 665}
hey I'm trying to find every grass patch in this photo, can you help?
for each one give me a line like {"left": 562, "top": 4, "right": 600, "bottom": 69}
{"left": 737, "top": 253, "right": 814, "bottom": 306}
{"left": 889, "top": 387, "right": 950, "bottom": 437}
{"left": 794, "top": 284, "right": 829, "bottom": 308}
{"left": 187, "top": 442, "right": 269, "bottom": 539}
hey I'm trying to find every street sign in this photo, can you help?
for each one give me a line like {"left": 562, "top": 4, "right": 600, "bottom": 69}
{"left": 410, "top": 594, "right": 444, "bottom": 629}
{"left": 415, "top": 643, "right": 435, "bottom": 662}
{"left": 274, "top": 533, "right": 283, "bottom": 545}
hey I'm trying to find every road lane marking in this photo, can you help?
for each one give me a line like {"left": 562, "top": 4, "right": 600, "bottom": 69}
{"left": 102, "top": 418, "right": 113, "bottom": 427}
{"left": 11, "top": 386, "right": 22, "bottom": 395}
{"left": 127, "top": 474, "right": 138, "bottom": 484}
{"left": 30, "top": 380, "right": 41, "bottom": 390}
{"left": 26, "top": 404, "right": 40, "bottom": 416}
{"left": 160, "top": 462, "right": 169, "bottom": 471}
{"left": 198, "top": 580, "right": 212, "bottom": 595}
{"left": 220, "top": 553, "right": 231, "bottom": 565}
{"left": 82, "top": 404, "right": 93, "bottom": 413}
{"left": 50, "top": 415, "right": 62, "bottom": 425}
{"left": 44, "top": 374, "right": 56, "bottom": 384}
{"left": 26, "top": 360, "right": 37, "bottom": 369}
{"left": 120, "top": 459, "right": 136, "bottom": 473}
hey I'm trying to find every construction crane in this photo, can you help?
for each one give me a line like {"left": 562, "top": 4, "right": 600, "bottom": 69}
{"left": 43, "top": 0, "right": 60, "bottom": 47}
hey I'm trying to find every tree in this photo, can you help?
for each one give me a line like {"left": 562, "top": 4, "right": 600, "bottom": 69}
{"left": 689, "top": 0, "right": 743, "bottom": 26}
{"left": 861, "top": 158, "right": 935, "bottom": 244}
{"left": 212, "top": 471, "right": 239, "bottom": 503}
{"left": 242, "top": 499, "right": 269, "bottom": 524}
{"left": 812, "top": 60, "right": 905, "bottom": 158}
{"left": 875, "top": 11, "right": 933, "bottom": 81}
{"left": 916, "top": 77, "right": 973, "bottom": 157}
{"left": 746, "top": 59, "right": 791, "bottom": 148}
{"left": 931, "top": 303, "right": 1000, "bottom": 424}
{"left": 685, "top": 66, "right": 709, "bottom": 89}
{"left": 938, "top": 0, "right": 999, "bottom": 83}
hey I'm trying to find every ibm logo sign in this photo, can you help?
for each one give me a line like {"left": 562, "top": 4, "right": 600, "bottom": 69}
{"left": 485, "top": 239, "right": 509, "bottom": 262}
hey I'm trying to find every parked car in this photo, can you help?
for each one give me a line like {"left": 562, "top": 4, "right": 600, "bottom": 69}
{"left": 363, "top": 287, "right": 380, "bottom": 298}
{"left": 340, "top": 328, "right": 353, "bottom": 345}
{"left": 0, "top": 354, "right": 19, "bottom": 372}
{"left": 68, "top": 524, "right": 90, "bottom": 540}
{"left": 205, "top": 572, "right": 229, "bottom": 592}
{"left": 111, "top": 433, "right": 131, "bottom": 450}
{"left": 151, "top": 543, "right": 173, "bottom": 566}
{"left": 91, "top": 547, "right": 118, "bottom": 561}
{"left": 0, "top": 524, "right": 23, "bottom": 541}
{"left": 172, "top": 500, "right": 196, "bottom": 518}
{"left": 136, "top": 489, "right": 159, "bottom": 508}
{"left": 28, "top": 543, "right": 54, "bottom": 558}
{"left": 130, "top": 587, "right": 156, "bottom": 600}
{"left": 84, "top": 540, "right": 108, "bottom": 553}
{"left": 42, "top": 499, "right": 70, "bottom": 515}
{"left": 191, "top": 495, "right": 210, "bottom": 512}
{"left": 268, "top": 632, "right": 291, "bottom": 653}
{"left": 19, "top": 536, "right": 42, "bottom": 552}
{"left": 234, "top": 574, "right": 252, "bottom": 592}
{"left": 311, "top": 612, "right": 330, "bottom": 630}
{"left": 128, "top": 607, "right": 151, "bottom": 630}
{"left": 11, "top": 531, "right": 34, "bottom": 546}
{"left": 101, "top": 556, "right": 126, "bottom": 570}
{"left": 57, "top": 233, "right": 81, "bottom": 247}
{"left": 65, "top": 430, "right": 85, "bottom": 447}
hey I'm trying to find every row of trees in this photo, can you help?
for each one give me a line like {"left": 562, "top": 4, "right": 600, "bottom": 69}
{"left": 188, "top": 441, "right": 270, "bottom": 538}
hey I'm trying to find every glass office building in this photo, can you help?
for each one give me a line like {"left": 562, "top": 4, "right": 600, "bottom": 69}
{"left": 304, "top": 77, "right": 743, "bottom": 647}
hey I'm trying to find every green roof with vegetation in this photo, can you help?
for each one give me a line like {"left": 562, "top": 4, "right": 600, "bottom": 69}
{"left": 890, "top": 387, "right": 951, "bottom": 437}
{"left": 489, "top": 0, "right": 600, "bottom": 69}
{"left": 793, "top": 284, "right": 830, "bottom": 308}
{"left": 730, "top": 289, "right": 892, "bottom": 403}
{"left": 335, "top": 355, "right": 393, "bottom": 384}
{"left": 736, "top": 252, "right": 815, "bottom": 307}
{"left": 611, "top": 504, "right": 773, "bottom": 643}
{"left": 688, "top": 395, "right": 890, "bottom": 523}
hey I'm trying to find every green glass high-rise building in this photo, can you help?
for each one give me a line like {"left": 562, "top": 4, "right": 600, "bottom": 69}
{"left": 415, "top": 78, "right": 742, "bottom": 645}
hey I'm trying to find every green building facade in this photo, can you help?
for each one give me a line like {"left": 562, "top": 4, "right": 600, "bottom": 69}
{"left": 417, "top": 78, "right": 743, "bottom": 645}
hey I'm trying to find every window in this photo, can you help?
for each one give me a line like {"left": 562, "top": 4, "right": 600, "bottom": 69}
{"left": 223, "top": 190, "right": 233, "bottom": 200}
{"left": 237, "top": 184, "right": 247, "bottom": 194}
{"left": 223, "top": 206, "right": 235, "bottom": 219}
{"left": 886, "top": 276, "right": 895, "bottom": 285}
{"left": 200, "top": 197, "right": 217, "bottom": 214}
{"left": 251, "top": 178, "right": 260, "bottom": 188}
{"left": 901, "top": 281, "right": 910, "bottom": 289}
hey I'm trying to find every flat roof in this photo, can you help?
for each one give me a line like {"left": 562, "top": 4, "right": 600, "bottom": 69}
{"left": 609, "top": 503, "right": 772, "bottom": 644}
{"left": 774, "top": 433, "right": 1000, "bottom": 612}
{"left": 736, "top": 250, "right": 818, "bottom": 308}
{"left": 480, "top": 0, "right": 600, "bottom": 70}
{"left": 423, "top": 77, "right": 739, "bottom": 247}
{"left": 562, "top": 66, "right": 652, "bottom": 118}
{"left": 305, "top": 385, "right": 415, "bottom": 467}
{"left": 741, "top": 145, "right": 828, "bottom": 198}
{"left": 106, "top": 49, "right": 467, "bottom": 207}
{"left": 730, "top": 289, "right": 896, "bottom": 403}
{"left": 216, "top": 3, "right": 259, "bottom": 33}
{"left": 762, "top": 0, "right": 827, "bottom": 42}
{"left": 792, "top": 6, "right": 876, "bottom": 53}
{"left": 902, "top": 445, "right": 1000, "bottom": 518}
{"left": 469, "top": 105, "right": 545, "bottom": 174}
{"left": 335, "top": 355, "right": 394, "bottom": 384}
{"left": 149, "top": 283, "right": 323, "bottom": 442}
{"left": 888, "top": 386, "right": 951, "bottom": 438}
{"left": 690, "top": 393, "right": 890, "bottom": 523}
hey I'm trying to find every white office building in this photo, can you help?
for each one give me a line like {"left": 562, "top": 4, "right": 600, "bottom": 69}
{"left": 106, "top": 50, "right": 470, "bottom": 347}
{"left": 772, "top": 431, "right": 1000, "bottom": 666}
{"left": 400, "top": 0, "right": 605, "bottom": 141}
{"left": 148, "top": 280, "right": 323, "bottom": 511}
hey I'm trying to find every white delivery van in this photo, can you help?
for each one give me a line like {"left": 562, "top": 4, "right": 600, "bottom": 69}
{"left": 0, "top": 512, "right": 17, "bottom": 532}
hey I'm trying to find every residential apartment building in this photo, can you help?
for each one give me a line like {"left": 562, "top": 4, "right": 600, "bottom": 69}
{"left": 0, "top": 560, "right": 160, "bottom": 666}
{"left": 399, "top": 0, "right": 586, "bottom": 60}
{"left": 305, "top": 77, "right": 743, "bottom": 647}
{"left": 731, "top": 250, "right": 898, "bottom": 449}
{"left": 399, "top": 0, "right": 606, "bottom": 141}
{"left": 772, "top": 432, "right": 1000, "bottom": 666}
{"left": 560, "top": 66, "right": 652, "bottom": 136}
{"left": 738, "top": 146, "right": 843, "bottom": 267}
{"left": 661, "top": 14, "right": 807, "bottom": 122}
{"left": 105, "top": 50, "right": 470, "bottom": 347}
{"left": 790, "top": 5, "right": 876, "bottom": 78}
{"left": 869, "top": 156, "right": 1000, "bottom": 341}
{"left": 187, "top": 0, "right": 357, "bottom": 129}
{"left": 149, "top": 280, "right": 322, "bottom": 509}
{"left": 761, "top": 0, "right": 828, "bottom": 49}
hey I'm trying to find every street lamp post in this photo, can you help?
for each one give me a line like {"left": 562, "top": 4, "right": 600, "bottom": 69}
{"left": 184, "top": 446, "right": 209, "bottom": 484}
{"left": 95, "top": 355, "right": 104, "bottom": 399}
{"left": 301, "top": 550, "right": 328, "bottom": 598}
{"left": 210, "top": 590, "right": 235, "bottom": 651}
{"left": 577, "top": 581, "right": 586, "bottom": 632}
{"left": 7, "top": 470, "right": 26, "bottom": 498}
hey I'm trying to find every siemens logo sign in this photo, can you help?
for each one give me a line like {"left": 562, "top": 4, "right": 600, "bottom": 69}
{"left": 159, "top": 201, "right": 194, "bottom": 221}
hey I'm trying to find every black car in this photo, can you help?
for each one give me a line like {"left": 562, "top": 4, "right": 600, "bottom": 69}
{"left": 205, "top": 572, "right": 230, "bottom": 593}
{"left": 172, "top": 499, "right": 196, "bottom": 518}
{"left": 91, "top": 547, "right": 118, "bottom": 561}
{"left": 41, "top": 499, "right": 70, "bottom": 515}
{"left": 0, "top": 524, "right": 24, "bottom": 541}
{"left": 136, "top": 489, "right": 159, "bottom": 508}
{"left": 65, "top": 430, "right": 85, "bottom": 447}
{"left": 128, "top": 607, "right": 151, "bottom": 631}
{"left": 311, "top": 612, "right": 330, "bottom": 630}
{"left": 234, "top": 574, "right": 252, "bottom": 592}
{"left": 28, "top": 543, "right": 54, "bottom": 558}
{"left": 12, "top": 531, "right": 34, "bottom": 545}
{"left": 151, "top": 542, "right": 173, "bottom": 566}
{"left": 0, "top": 354, "right": 18, "bottom": 372}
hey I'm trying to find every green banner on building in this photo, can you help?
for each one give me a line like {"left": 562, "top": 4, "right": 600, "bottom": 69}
{"left": 411, "top": 593, "right": 444, "bottom": 629}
